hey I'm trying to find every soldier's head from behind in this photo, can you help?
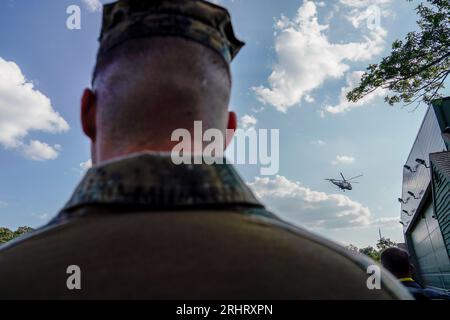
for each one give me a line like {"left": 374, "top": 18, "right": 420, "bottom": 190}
{"left": 380, "top": 247, "right": 412, "bottom": 279}
{"left": 81, "top": 0, "right": 244, "bottom": 164}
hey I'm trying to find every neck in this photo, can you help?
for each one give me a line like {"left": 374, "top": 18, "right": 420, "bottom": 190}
{"left": 94, "top": 143, "right": 176, "bottom": 165}
{"left": 93, "top": 139, "right": 227, "bottom": 166}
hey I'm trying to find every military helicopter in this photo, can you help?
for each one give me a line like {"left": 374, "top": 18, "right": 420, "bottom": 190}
{"left": 326, "top": 172, "right": 363, "bottom": 191}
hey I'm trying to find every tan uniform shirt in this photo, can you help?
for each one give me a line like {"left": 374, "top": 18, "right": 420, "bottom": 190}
{"left": 0, "top": 153, "right": 411, "bottom": 299}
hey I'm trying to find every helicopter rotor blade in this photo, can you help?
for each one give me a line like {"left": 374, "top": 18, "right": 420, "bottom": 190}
{"left": 348, "top": 174, "right": 363, "bottom": 181}
{"left": 340, "top": 172, "right": 346, "bottom": 181}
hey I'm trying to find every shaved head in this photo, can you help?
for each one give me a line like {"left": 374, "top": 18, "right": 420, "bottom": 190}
{"left": 89, "top": 37, "right": 232, "bottom": 161}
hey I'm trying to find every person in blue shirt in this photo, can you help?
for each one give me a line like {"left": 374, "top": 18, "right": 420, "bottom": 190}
{"left": 381, "top": 247, "right": 450, "bottom": 300}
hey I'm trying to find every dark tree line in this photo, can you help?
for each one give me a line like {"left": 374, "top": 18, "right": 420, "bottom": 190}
{"left": 346, "top": 237, "right": 398, "bottom": 262}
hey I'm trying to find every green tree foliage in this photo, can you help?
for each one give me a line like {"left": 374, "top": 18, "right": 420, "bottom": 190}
{"left": 0, "top": 226, "right": 34, "bottom": 244}
{"left": 347, "top": 0, "right": 450, "bottom": 108}
{"left": 376, "top": 237, "right": 398, "bottom": 251}
{"left": 359, "top": 246, "right": 381, "bottom": 262}
{"left": 346, "top": 244, "right": 360, "bottom": 252}
{"left": 347, "top": 237, "right": 398, "bottom": 262}
{"left": 0, "top": 228, "right": 14, "bottom": 244}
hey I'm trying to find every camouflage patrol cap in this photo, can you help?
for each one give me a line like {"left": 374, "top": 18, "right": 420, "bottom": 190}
{"left": 94, "top": 0, "right": 245, "bottom": 78}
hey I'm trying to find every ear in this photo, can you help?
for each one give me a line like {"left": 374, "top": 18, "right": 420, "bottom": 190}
{"left": 225, "top": 111, "right": 237, "bottom": 148}
{"left": 81, "top": 89, "right": 97, "bottom": 142}
{"left": 227, "top": 111, "right": 237, "bottom": 131}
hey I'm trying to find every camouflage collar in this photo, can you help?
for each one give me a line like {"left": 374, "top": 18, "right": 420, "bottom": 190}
{"left": 61, "top": 153, "right": 262, "bottom": 214}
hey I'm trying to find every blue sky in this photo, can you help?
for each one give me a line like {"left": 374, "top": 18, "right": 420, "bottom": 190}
{"left": 0, "top": 0, "right": 442, "bottom": 248}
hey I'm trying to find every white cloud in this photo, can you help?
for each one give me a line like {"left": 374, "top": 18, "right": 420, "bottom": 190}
{"left": 251, "top": 106, "right": 265, "bottom": 113}
{"left": 21, "top": 140, "right": 61, "bottom": 161}
{"left": 82, "top": 0, "right": 102, "bottom": 12}
{"left": 253, "top": 0, "right": 386, "bottom": 112}
{"left": 332, "top": 155, "right": 355, "bottom": 165}
{"left": 311, "top": 139, "right": 326, "bottom": 146}
{"left": 32, "top": 212, "right": 49, "bottom": 220}
{"left": 324, "top": 71, "right": 386, "bottom": 114}
{"left": 0, "top": 57, "right": 69, "bottom": 160}
{"left": 340, "top": 0, "right": 392, "bottom": 9}
{"left": 305, "top": 94, "right": 315, "bottom": 103}
{"left": 248, "top": 175, "right": 398, "bottom": 230}
{"left": 316, "top": 1, "right": 326, "bottom": 7}
{"left": 371, "top": 217, "right": 400, "bottom": 229}
{"left": 340, "top": 0, "right": 393, "bottom": 24}
{"left": 340, "top": 0, "right": 395, "bottom": 41}
{"left": 0, "top": 201, "right": 7, "bottom": 208}
{"left": 239, "top": 114, "right": 258, "bottom": 130}
{"left": 80, "top": 159, "right": 92, "bottom": 171}
{"left": 248, "top": 175, "right": 371, "bottom": 229}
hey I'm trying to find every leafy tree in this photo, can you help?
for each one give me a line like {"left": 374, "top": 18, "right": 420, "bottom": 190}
{"left": 346, "top": 238, "right": 397, "bottom": 262}
{"left": 376, "top": 237, "right": 397, "bottom": 251}
{"left": 14, "top": 226, "right": 34, "bottom": 238}
{"left": 0, "top": 226, "right": 33, "bottom": 245}
{"left": 359, "top": 246, "right": 381, "bottom": 262}
{"left": 346, "top": 244, "right": 360, "bottom": 252}
{"left": 0, "top": 227, "right": 14, "bottom": 244}
{"left": 347, "top": 0, "right": 450, "bottom": 108}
